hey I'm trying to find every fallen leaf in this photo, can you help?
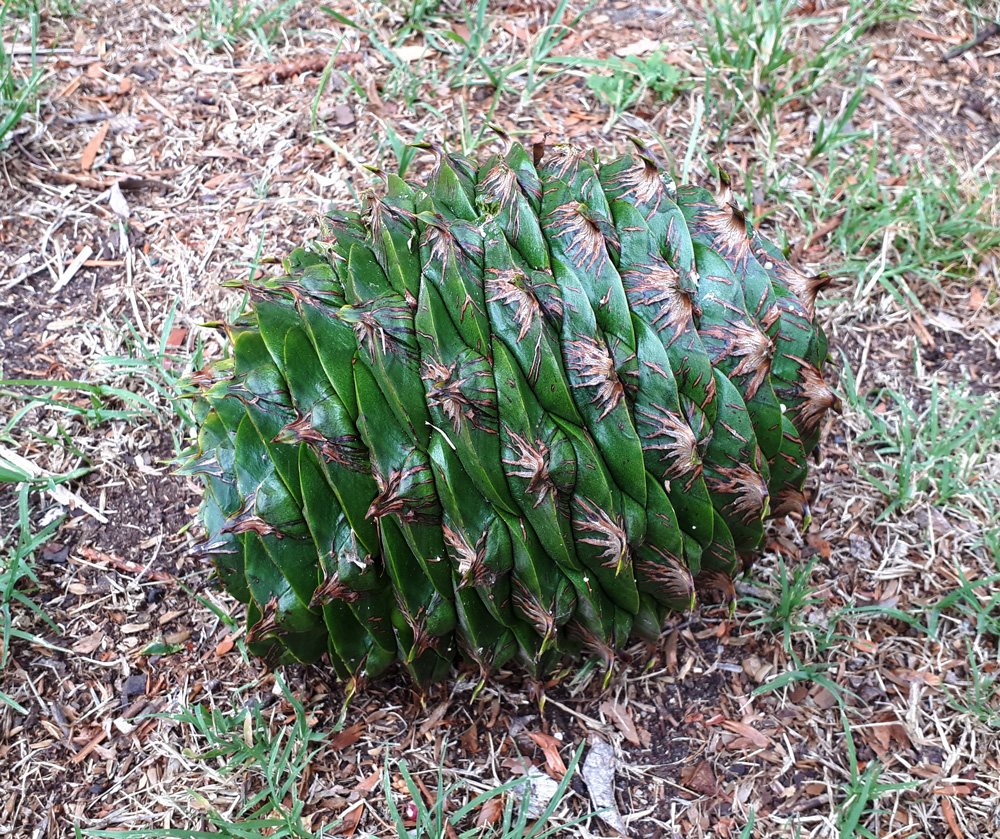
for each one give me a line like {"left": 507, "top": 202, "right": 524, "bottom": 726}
{"left": 72, "top": 631, "right": 104, "bottom": 654}
{"left": 501, "top": 755, "right": 532, "bottom": 774}
{"left": 615, "top": 37, "right": 660, "bottom": 57}
{"left": 364, "top": 77, "right": 384, "bottom": 114}
{"left": 680, "top": 760, "right": 717, "bottom": 797}
{"left": 527, "top": 731, "right": 567, "bottom": 779}
{"left": 204, "top": 172, "right": 237, "bottom": 190}
{"left": 810, "top": 685, "right": 839, "bottom": 709}
{"left": 80, "top": 122, "right": 109, "bottom": 171}
{"left": 475, "top": 796, "right": 504, "bottom": 828}
{"left": 355, "top": 768, "right": 382, "bottom": 794}
{"left": 337, "top": 767, "right": 382, "bottom": 837}
{"left": 934, "top": 785, "right": 972, "bottom": 796}
{"left": 907, "top": 24, "right": 962, "bottom": 44}
{"left": 501, "top": 21, "right": 531, "bottom": 41}
{"left": 715, "top": 816, "right": 735, "bottom": 838}
{"left": 330, "top": 722, "right": 365, "bottom": 751}
{"left": 582, "top": 741, "right": 626, "bottom": 835}
{"left": 243, "top": 55, "right": 330, "bottom": 86}
{"left": 867, "top": 710, "right": 912, "bottom": 757}
{"left": 338, "top": 802, "right": 364, "bottom": 838}
{"left": 806, "top": 533, "right": 832, "bottom": 558}
{"left": 392, "top": 44, "right": 433, "bottom": 62}
{"left": 600, "top": 699, "right": 641, "bottom": 746}
{"left": 721, "top": 720, "right": 771, "bottom": 749}
{"left": 460, "top": 723, "right": 479, "bottom": 755}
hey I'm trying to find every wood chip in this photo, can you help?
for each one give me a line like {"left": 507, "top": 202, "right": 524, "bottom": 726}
{"left": 70, "top": 728, "right": 107, "bottom": 764}
{"left": 941, "top": 796, "right": 964, "bottom": 839}
{"left": 214, "top": 635, "right": 235, "bottom": 657}
{"left": 51, "top": 245, "right": 93, "bottom": 294}
{"left": 76, "top": 547, "right": 174, "bottom": 583}
{"left": 417, "top": 702, "right": 449, "bottom": 737}
{"left": 80, "top": 122, "right": 109, "bottom": 171}
{"left": 334, "top": 104, "right": 355, "bottom": 127}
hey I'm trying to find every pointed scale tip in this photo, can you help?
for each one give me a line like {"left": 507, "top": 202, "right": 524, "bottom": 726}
{"left": 470, "top": 676, "right": 487, "bottom": 704}
{"left": 409, "top": 141, "right": 442, "bottom": 160}
{"left": 628, "top": 136, "right": 661, "bottom": 166}
{"left": 716, "top": 166, "right": 735, "bottom": 207}
{"left": 488, "top": 123, "right": 511, "bottom": 143}
{"left": 532, "top": 138, "right": 545, "bottom": 167}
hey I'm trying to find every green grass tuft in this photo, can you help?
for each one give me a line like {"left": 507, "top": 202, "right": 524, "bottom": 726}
{"left": 840, "top": 359, "right": 1000, "bottom": 519}
{"left": 193, "top": 0, "right": 302, "bottom": 55}
{"left": 0, "top": 3, "right": 45, "bottom": 151}
{"left": 0, "top": 484, "right": 64, "bottom": 713}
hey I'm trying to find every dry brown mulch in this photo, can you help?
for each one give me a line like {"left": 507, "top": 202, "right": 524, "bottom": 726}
{"left": 2, "top": 1, "right": 999, "bottom": 837}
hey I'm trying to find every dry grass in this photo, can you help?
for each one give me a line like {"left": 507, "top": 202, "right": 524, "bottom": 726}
{"left": 1, "top": 0, "right": 999, "bottom": 837}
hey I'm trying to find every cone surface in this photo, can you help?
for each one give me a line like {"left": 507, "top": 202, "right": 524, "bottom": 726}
{"left": 181, "top": 139, "right": 836, "bottom": 686}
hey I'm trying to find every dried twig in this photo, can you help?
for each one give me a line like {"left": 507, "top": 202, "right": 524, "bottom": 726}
{"left": 941, "top": 22, "right": 1000, "bottom": 61}
{"left": 77, "top": 546, "right": 175, "bottom": 584}
{"left": 242, "top": 56, "right": 332, "bottom": 86}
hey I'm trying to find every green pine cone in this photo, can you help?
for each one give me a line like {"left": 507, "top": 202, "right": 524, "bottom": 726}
{"left": 179, "top": 138, "right": 836, "bottom": 687}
